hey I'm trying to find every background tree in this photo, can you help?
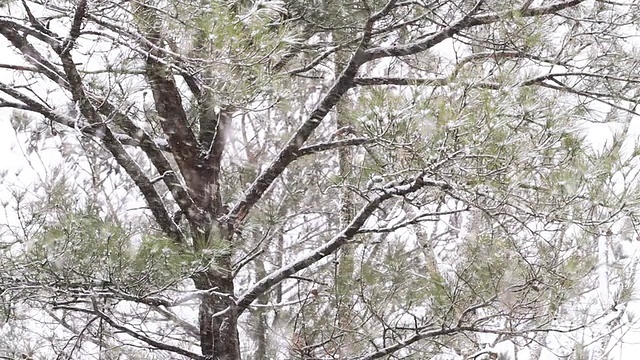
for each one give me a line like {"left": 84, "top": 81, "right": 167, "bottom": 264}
{"left": 1, "top": 0, "right": 640, "bottom": 359}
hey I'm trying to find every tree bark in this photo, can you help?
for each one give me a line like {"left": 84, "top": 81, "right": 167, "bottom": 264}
{"left": 192, "top": 263, "right": 240, "bottom": 360}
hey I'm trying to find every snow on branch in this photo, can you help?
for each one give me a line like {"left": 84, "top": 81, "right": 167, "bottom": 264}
{"left": 357, "top": 207, "right": 469, "bottom": 234}
{"left": 297, "top": 137, "right": 372, "bottom": 156}
{"left": 0, "top": 82, "right": 186, "bottom": 244}
{"left": 112, "top": 133, "right": 171, "bottom": 151}
{"left": 365, "top": 0, "right": 586, "bottom": 61}
{"left": 234, "top": 173, "right": 450, "bottom": 314}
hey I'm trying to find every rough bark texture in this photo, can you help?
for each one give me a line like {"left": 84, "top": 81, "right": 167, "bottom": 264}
{"left": 129, "top": 3, "right": 240, "bottom": 355}
{"left": 193, "top": 266, "right": 239, "bottom": 359}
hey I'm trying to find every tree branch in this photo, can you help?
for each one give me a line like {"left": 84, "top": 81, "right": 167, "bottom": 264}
{"left": 365, "top": 0, "right": 485, "bottom": 60}
{"left": 522, "top": 74, "right": 640, "bottom": 116}
{"left": 235, "top": 175, "right": 450, "bottom": 314}
{"left": 359, "top": 326, "right": 462, "bottom": 360}
{"left": 365, "top": 0, "right": 586, "bottom": 60}
{"left": 132, "top": 2, "right": 205, "bottom": 212}
{"left": 224, "top": 54, "right": 366, "bottom": 228}
{"left": 60, "top": 0, "right": 86, "bottom": 55}
{"left": 94, "top": 98, "right": 206, "bottom": 225}
{"left": 49, "top": 6, "right": 189, "bottom": 242}
{"left": 0, "top": 20, "right": 65, "bottom": 82}
{"left": 357, "top": 207, "right": 469, "bottom": 234}
{"left": 223, "top": 1, "right": 396, "bottom": 228}
{"left": 0, "top": 17, "right": 201, "bottom": 239}
{"left": 353, "top": 76, "right": 447, "bottom": 86}
{"left": 0, "top": 83, "right": 186, "bottom": 244}
{"left": 56, "top": 302, "right": 206, "bottom": 360}
{"left": 297, "top": 138, "right": 373, "bottom": 157}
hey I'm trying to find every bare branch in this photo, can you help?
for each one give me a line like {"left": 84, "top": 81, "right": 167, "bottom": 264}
{"left": 522, "top": 74, "right": 640, "bottom": 116}
{"left": 0, "top": 26, "right": 203, "bottom": 229}
{"left": 0, "top": 20, "right": 65, "bottom": 82}
{"left": 60, "top": 0, "right": 86, "bottom": 55}
{"left": 365, "top": 0, "right": 485, "bottom": 60}
{"left": 151, "top": 306, "right": 201, "bottom": 339}
{"left": 353, "top": 76, "right": 447, "bottom": 86}
{"left": 224, "top": 48, "right": 368, "bottom": 228}
{"left": 2, "top": 20, "right": 203, "bottom": 227}
{"left": 357, "top": 207, "right": 469, "bottom": 234}
{"left": 0, "top": 63, "right": 39, "bottom": 72}
{"left": 95, "top": 98, "right": 206, "bottom": 225}
{"left": 359, "top": 326, "right": 462, "bottom": 360}
{"left": 50, "top": 12, "right": 190, "bottom": 241}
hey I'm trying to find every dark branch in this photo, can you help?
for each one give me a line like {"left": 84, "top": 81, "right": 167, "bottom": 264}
{"left": 225, "top": 51, "right": 366, "bottom": 227}
{"left": 223, "top": 1, "right": 398, "bottom": 228}
{"left": 94, "top": 98, "right": 206, "bottom": 225}
{"left": 359, "top": 326, "right": 461, "bottom": 360}
{"left": 50, "top": 11, "right": 188, "bottom": 242}
{"left": 64, "top": 301, "right": 207, "bottom": 360}
{"left": 353, "top": 76, "right": 447, "bottom": 86}
{"left": 365, "top": 0, "right": 586, "bottom": 60}
{"left": 1, "top": 6, "right": 203, "bottom": 241}
{"left": 235, "top": 175, "right": 450, "bottom": 314}
{"left": 133, "top": 4, "right": 208, "bottom": 215}
{"left": 0, "top": 21, "right": 65, "bottom": 81}
{"left": 0, "top": 84, "right": 186, "bottom": 244}
{"left": 357, "top": 207, "right": 469, "bottom": 234}
{"left": 297, "top": 138, "right": 372, "bottom": 157}
{"left": 61, "top": 0, "right": 86, "bottom": 55}
{"left": 365, "top": 0, "right": 485, "bottom": 60}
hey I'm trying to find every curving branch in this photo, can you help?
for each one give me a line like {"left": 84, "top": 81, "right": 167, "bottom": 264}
{"left": 46, "top": 0, "right": 191, "bottom": 244}
{"left": 224, "top": 51, "right": 368, "bottom": 228}
{"left": 54, "top": 303, "right": 205, "bottom": 360}
{"left": 365, "top": 0, "right": 586, "bottom": 61}
{"left": 235, "top": 175, "right": 451, "bottom": 314}
{"left": 1, "top": 14, "right": 206, "bottom": 230}
{"left": 0, "top": 83, "right": 186, "bottom": 243}
{"left": 94, "top": 98, "right": 206, "bottom": 225}
{"left": 359, "top": 326, "right": 462, "bottom": 360}
{"left": 365, "top": 0, "right": 485, "bottom": 60}
{"left": 357, "top": 207, "right": 469, "bottom": 234}
{"left": 521, "top": 73, "right": 640, "bottom": 116}
{"left": 223, "top": 0, "right": 397, "bottom": 229}
{"left": 0, "top": 20, "right": 65, "bottom": 82}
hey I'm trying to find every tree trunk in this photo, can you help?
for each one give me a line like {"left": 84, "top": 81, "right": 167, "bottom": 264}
{"left": 251, "top": 263, "right": 268, "bottom": 360}
{"left": 192, "top": 263, "right": 240, "bottom": 360}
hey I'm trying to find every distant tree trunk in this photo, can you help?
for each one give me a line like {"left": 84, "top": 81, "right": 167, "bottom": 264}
{"left": 333, "top": 30, "right": 355, "bottom": 357}
{"left": 252, "top": 259, "right": 269, "bottom": 360}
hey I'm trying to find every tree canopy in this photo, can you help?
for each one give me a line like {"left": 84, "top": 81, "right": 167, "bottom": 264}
{"left": 1, "top": 0, "right": 640, "bottom": 359}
